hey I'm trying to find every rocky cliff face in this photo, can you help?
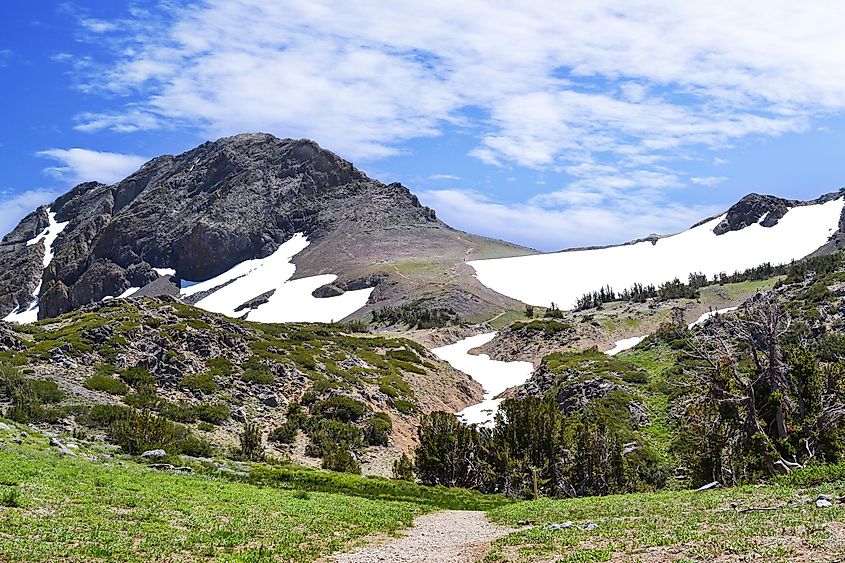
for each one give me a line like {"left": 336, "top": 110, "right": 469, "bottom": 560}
{"left": 706, "top": 190, "right": 845, "bottom": 235}
{"left": 0, "top": 133, "right": 529, "bottom": 322}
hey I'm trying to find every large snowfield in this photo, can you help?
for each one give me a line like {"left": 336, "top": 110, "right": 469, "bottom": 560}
{"left": 432, "top": 333, "right": 535, "bottom": 426}
{"left": 182, "top": 233, "right": 374, "bottom": 323}
{"left": 469, "top": 197, "right": 845, "bottom": 309}
{"left": 3, "top": 209, "right": 68, "bottom": 324}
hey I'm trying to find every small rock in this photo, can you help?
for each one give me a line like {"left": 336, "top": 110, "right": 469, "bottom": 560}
{"left": 174, "top": 466, "right": 192, "bottom": 473}
{"left": 141, "top": 449, "right": 167, "bottom": 459}
{"left": 258, "top": 392, "right": 279, "bottom": 408}
{"left": 696, "top": 481, "right": 722, "bottom": 492}
{"left": 546, "top": 521, "right": 574, "bottom": 530}
{"left": 817, "top": 499, "right": 833, "bottom": 508}
{"left": 582, "top": 521, "right": 599, "bottom": 531}
{"left": 0, "top": 422, "right": 12, "bottom": 432}
{"left": 65, "top": 443, "right": 79, "bottom": 450}
{"left": 817, "top": 493, "right": 833, "bottom": 502}
{"left": 232, "top": 407, "right": 247, "bottom": 423}
{"left": 49, "top": 437, "right": 62, "bottom": 447}
{"left": 148, "top": 463, "right": 176, "bottom": 471}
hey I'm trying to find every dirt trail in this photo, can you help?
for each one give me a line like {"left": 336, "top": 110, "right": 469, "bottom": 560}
{"left": 326, "top": 510, "right": 513, "bottom": 563}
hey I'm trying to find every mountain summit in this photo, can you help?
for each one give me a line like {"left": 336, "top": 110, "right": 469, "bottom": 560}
{"left": 0, "top": 133, "right": 528, "bottom": 322}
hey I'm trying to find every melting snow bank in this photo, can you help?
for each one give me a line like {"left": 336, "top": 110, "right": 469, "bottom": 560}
{"left": 605, "top": 335, "right": 647, "bottom": 356}
{"left": 688, "top": 306, "right": 738, "bottom": 329}
{"left": 432, "top": 333, "right": 534, "bottom": 427}
{"left": 469, "top": 197, "right": 845, "bottom": 308}
{"left": 3, "top": 209, "right": 69, "bottom": 324}
{"left": 181, "top": 233, "right": 374, "bottom": 323}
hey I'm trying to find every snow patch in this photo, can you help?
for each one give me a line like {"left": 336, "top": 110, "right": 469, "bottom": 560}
{"left": 469, "top": 197, "right": 845, "bottom": 309}
{"left": 688, "top": 306, "right": 738, "bottom": 329}
{"left": 153, "top": 268, "right": 176, "bottom": 277}
{"left": 101, "top": 287, "right": 140, "bottom": 302}
{"left": 183, "top": 233, "right": 374, "bottom": 323}
{"left": 605, "top": 335, "right": 647, "bottom": 356}
{"left": 3, "top": 209, "right": 69, "bottom": 324}
{"left": 432, "top": 333, "right": 534, "bottom": 427}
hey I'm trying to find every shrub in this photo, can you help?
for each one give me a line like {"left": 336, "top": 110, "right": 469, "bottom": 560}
{"left": 313, "top": 396, "right": 368, "bottom": 423}
{"left": 109, "top": 410, "right": 179, "bottom": 455}
{"left": 386, "top": 349, "right": 421, "bottom": 364}
{"left": 286, "top": 402, "right": 306, "bottom": 427}
{"left": 269, "top": 420, "right": 299, "bottom": 445}
{"left": 392, "top": 399, "right": 417, "bottom": 415}
{"left": 124, "top": 383, "right": 161, "bottom": 410}
{"left": 28, "top": 379, "right": 64, "bottom": 403}
{"left": 159, "top": 400, "right": 198, "bottom": 423}
{"left": 240, "top": 423, "right": 265, "bottom": 461}
{"left": 364, "top": 412, "right": 393, "bottom": 446}
{"left": 84, "top": 374, "right": 128, "bottom": 395}
{"left": 206, "top": 357, "right": 233, "bottom": 377}
{"left": 82, "top": 404, "right": 131, "bottom": 427}
{"left": 176, "top": 435, "right": 214, "bottom": 457}
{"left": 119, "top": 367, "right": 155, "bottom": 387}
{"left": 241, "top": 357, "right": 275, "bottom": 384}
{"left": 179, "top": 372, "right": 218, "bottom": 393}
{"left": 392, "top": 453, "right": 415, "bottom": 481}
{"left": 321, "top": 446, "right": 361, "bottom": 474}
{"left": 194, "top": 403, "right": 230, "bottom": 425}
{"left": 305, "top": 419, "right": 362, "bottom": 458}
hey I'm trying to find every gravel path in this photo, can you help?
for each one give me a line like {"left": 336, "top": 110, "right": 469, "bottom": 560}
{"left": 327, "top": 510, "right": 514, "bottom": 563}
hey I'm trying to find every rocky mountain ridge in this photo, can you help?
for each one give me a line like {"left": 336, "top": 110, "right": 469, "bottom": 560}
{"left": 0, "top": 133, "right": 529, "bottom": 323}
{"left": 2, "top": 132, "right": 844, "bottom": 326}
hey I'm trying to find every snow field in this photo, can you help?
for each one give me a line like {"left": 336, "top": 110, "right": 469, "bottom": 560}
{"left": 469, "top": 198, "right": 845, "bottom": 309}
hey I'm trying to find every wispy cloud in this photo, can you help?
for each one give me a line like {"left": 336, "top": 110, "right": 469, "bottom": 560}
{"left": 0, "top": 189, "right": 63, "bottom": 238}
{"left": 419, "top": 188, "right": 722, "bottom": 251}
{"left": 37, "top": 148, "right": 147, "bottom": 185}
{"left": 690, "top": 176, "right": 728, "bottom": 186}
{"left": 73, "top": 1, "right": 845, "bottom": 171}
{"left": 429, "top": 174, "right": 461, "bottom": 181}
{"left": 0, "top": 49, "right": 13, "bottom": 68}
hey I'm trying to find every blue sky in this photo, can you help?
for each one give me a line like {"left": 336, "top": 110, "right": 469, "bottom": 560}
{"left": 2, "top": 1, "right": 845, "bottom": 251}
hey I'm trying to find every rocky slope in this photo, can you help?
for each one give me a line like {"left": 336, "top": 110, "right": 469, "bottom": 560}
{"left": 0, "top": 133, "right": 530, "bottom": 323}
{"left": 0, "top": 297, "right": 481, "bottom": 474}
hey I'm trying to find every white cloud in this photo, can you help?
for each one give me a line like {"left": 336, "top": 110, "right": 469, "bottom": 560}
{"left": 75, "top": 1, "right": 845, "bottom": 171}
{"left": 419, "top": 188, "right": 722, "bottom": 251}
{"left": 690, "top": 176, "right": 728, "bottom": 186}
{"left": 429, "top": 174, "right": 461, "bottom": 181}
{"left": 36, "top": 148, "right": 148, "bottom": 185}
{"left": 0, "top": 189, "right": 62, "bottom": 238}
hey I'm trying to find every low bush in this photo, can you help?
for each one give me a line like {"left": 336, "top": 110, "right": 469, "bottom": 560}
{"left": 270, "top": 420, "right": 299, "bottom": 445}
{"left": 179, "top": 372, "right": 218, "bottom": 393}
{"left": 364, "top": 413, "right": 392, "bottom": 446}
{"left": 313, "top": 396, "right": 368, "bottom": 423}
{"left": 84, "top": 374, "right": 128, "bottom": 395}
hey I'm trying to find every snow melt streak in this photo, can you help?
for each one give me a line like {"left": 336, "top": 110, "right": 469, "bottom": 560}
{"left": 183, "top": 233, "right": 374, "bottom": 323}
{"left": 470, "top": 198, "right": 845, "bottom": 309}
{"left": 3, "top": 210, "right": 69, "bottom": 324}
{"left": 432, "top": 333, "right": 534, "bottom": 427}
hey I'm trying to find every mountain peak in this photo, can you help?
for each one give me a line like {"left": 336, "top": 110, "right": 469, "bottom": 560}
{"left": 1, "top": 134, "right": 518, "bottom": 323}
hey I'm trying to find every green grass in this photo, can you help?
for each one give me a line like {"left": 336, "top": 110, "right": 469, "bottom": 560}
{"left": 700, "top": 276, "right": 783, "bottom": 303}
{"left": 248, "top": 465, "right": 510, "bottom": 511}
{"left": 0, "top": 440, "right": 425, "bottom": 562}
{"left": 486, "top": 482, "right": 845, "bottom": 562}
